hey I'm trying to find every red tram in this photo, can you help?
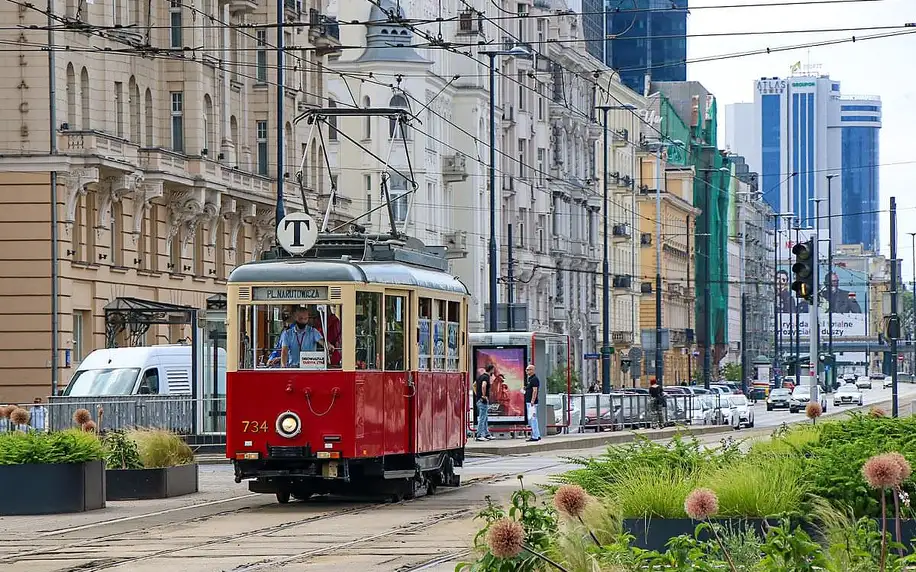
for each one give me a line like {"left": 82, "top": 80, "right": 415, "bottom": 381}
{"left": 226, "top": 233, "right": 470, "bottom": 502}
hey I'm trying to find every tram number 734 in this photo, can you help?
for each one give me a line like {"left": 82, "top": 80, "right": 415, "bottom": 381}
{"left": 241, "top": 421, "right": 269, "bottom": 433}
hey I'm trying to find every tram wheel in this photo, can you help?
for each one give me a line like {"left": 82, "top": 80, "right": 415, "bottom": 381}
{"left": 276, "top": 490, "right": 291, "bottom": 504}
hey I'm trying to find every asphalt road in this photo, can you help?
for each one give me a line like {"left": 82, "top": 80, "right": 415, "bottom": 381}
{"left": 3, "top": 383, "right": 914, "bottom": 572}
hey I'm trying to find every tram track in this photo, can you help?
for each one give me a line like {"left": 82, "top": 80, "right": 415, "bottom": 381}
{"left": 14, "top": 460, "right": 569, "bottom": 572}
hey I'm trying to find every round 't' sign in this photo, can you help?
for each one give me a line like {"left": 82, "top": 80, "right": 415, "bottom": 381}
{"left": 276, "top": 212, "right": 318, "bottom": 255}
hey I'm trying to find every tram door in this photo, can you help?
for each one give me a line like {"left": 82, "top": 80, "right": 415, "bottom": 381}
{"left": 201, "top": 294, "right": 228, "bottom": 433}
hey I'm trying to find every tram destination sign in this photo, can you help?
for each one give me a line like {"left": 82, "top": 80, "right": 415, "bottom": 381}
{"left": 252, "top": 287, "right": 328, "bottom": 301}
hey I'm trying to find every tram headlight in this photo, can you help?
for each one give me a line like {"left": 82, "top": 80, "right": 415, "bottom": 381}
{"left": 275, "top": 411, "right": 301, "bottom": 438}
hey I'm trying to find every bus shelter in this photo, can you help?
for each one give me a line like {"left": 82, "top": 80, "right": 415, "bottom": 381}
{"left": 468, "top": 331, "right": 570, "bottom": 437}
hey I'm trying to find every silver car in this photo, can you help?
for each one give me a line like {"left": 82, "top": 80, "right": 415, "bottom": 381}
{"left": 833, "top": 383, "right": 864, "bottom": 407}
{"left": 790, "top": 385, "right": 828, "bottom": 413}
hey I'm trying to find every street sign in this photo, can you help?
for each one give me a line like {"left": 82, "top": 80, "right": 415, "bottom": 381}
{"left": 584, "top": 353, "right": 600, "bottom": 360}
{"left": 276, "top": 212, "right": 318, "bottom": 255}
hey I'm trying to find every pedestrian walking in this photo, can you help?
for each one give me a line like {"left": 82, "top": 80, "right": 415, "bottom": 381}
{"left": 30, "top": 398, "right": 47, "bottom": 431}
{"left": 474, "top": 365, "right": 494, "bottom": 441}
{"left": 524, "top": 364, "right": 541, "bottom": 442}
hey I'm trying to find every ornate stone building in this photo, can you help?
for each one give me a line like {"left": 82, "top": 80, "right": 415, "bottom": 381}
{"left": 0, "top": 0, "right": 334, "bottom": 399}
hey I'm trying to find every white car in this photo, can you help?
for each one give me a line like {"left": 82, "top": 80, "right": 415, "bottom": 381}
{"left": 884, "top": 376, "right": 893, "bottom": 389}
{"left": 855, "top": 376, "right": 873, "bottom": 390}
{"left": 727, "top": 395, "right": 754, "bottom": 429}
{"left": 789, "top": 385, "right": 828, "bottom": 414}
{"left": 833, "top": 383, "right": 864, "bottom": 407}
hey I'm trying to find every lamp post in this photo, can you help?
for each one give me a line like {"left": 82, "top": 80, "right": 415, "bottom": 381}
{"left": 597, "top": 104, "right": 634, "bottom": 393}
{"left": 909, "top": 232, "right": 916, "bottom": 376}
{"left": 826, "top": 173, "right": 838, "bottom": 389}
{"left": 810, "top": 198, "right": 824, "bottom": 402}
{"left": 483, "top": 45, "right": 532, "bottom": 332}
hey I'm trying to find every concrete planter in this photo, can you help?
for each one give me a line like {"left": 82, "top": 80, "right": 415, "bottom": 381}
{"left": 0, "top": 460, "right": 106, "bottom": 515}
{"left": 106, "top": 463, "right": 199, "bottom": 500}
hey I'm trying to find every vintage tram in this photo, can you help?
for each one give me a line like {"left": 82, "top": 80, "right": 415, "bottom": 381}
{"left": 226, "top": 230, "right": 470, "bottom": 502}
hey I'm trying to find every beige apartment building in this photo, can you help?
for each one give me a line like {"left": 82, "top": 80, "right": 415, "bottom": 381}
{"left": 0, "top": 0, "right": 337, "bottom": 401}
{"left": 635, "top": 152, "right": 699, "bottom": 386}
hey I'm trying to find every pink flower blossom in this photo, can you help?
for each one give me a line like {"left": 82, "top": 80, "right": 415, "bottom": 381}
{"left": 9, "top": 407, "right": 30, "bottom": 426}
{"left": 73, "top": 408, "right": 92, "bottom": 425}
{"left": 82, "top": 420, "right": 97, "bottom": 433}
{"left": 554, "top": 484, "right": 589, "bottom": 518}
{"left": 684, "top": 488, "right": 719, "bottom": 520}
{"left": 863, "top": 453, "right": 903, "bottom": 489}
{"left": 884, "top": 452, "right": 912, "bottom": 482}
{"left": 486, "top": 518, "right": 525, "bottom": 559}
{"left": 805, "top": 401, "right": 823, "bottom": 420}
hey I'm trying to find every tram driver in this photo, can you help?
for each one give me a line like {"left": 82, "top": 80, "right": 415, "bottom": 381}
{"left": 279, "top": 307, "right": 325, "bottom": 368}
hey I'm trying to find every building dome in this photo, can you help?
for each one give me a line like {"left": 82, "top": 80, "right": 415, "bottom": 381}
{"left": 355, "top": 0, "right": 429, "bottom": 63}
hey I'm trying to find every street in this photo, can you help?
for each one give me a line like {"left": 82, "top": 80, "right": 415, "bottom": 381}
{"left": 3, "top": 384, "right": 914, "bottom": 572}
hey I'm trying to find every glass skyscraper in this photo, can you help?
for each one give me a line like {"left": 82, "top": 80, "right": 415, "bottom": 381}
{"left": 582, "top": 0, "right": 688, "bottom": 94}
{"left": 840, "top": 99, "right": 881, "bottom": 252}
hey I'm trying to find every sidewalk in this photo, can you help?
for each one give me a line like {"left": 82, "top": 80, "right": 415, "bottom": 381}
{"left": 197, "top": 396, "right": 915, "bottom": 464}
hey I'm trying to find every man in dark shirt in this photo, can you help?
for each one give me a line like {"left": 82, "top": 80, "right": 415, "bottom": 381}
{"left": 475, "top": 364, "right": 494, "bottom": 441}
{"left": 524, "top": 364, "right": 541, "bottom": 442}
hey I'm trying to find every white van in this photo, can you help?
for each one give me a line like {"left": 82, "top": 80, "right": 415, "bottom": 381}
{"left": 62, "top": 345, "right": 226, "bottom": 397}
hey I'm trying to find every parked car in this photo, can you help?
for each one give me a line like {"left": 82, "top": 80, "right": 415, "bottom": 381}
{"left": 707, "top": 385, "right": 732, "bottom": 398}
{"left": 833, "top": 383, "right": 864, "bottom": 407}
{"left": 789, "top": 385, "right": 828, "bottom": 414}
{"left": 727, "top": 395, "right": 755, "bottom": 429}
{"left": 766, "top": 387, "right": 792, "bottom": 411}
{"left": 855, "top": 376, "right": 873, "bottom": 390}
{"left": 688, "top": 395, "right": 718, "bottom": 425}
{"left": 884, "top": 376, "right": 893, "bottom": 389}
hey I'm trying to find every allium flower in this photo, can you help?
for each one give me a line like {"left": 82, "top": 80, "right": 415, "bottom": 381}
{"left": 554, "top": 484, "right": 589, "bottom": 518}
{"left": 870, "top": 406, "right": 887, "bottom": 418}
{"left": 863, "top": 453, "right": 903, "bottom": 489}
{"left": 805, "top": 401, "right": 823, "bottom": 420}
{"left": 73, "top": 408, "right": 92, "bottom": 425}
{"left": 0, "top": 405, "right": 12, "bottom": 419}
{"left": 82, "top": 420, "right": 97, "bottom": 433}
{"left": 9, "top": 407, "right": 30, "bottom": 426}
{"left": 684, "top": 487, "right": 719, "bottom": 520}
{"left": 486, "top": 518, "right": 525, "bottom": 559}
{"left": 884, "top": 452, "right": 912, "bottom": 482}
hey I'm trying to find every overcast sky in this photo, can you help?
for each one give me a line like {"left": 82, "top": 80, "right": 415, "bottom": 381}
{"left": 687, "top": 0, "right": 915, "bottom": 272}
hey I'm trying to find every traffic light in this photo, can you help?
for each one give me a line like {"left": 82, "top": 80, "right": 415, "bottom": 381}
{"left": 791, "top": 239, "right": 815, "bottom": 301}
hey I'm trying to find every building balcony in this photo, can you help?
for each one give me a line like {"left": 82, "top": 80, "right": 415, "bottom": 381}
{"left": 59, "top": 129, "right": 140, "bottom": 168}
{"left": 612, "top": 330, "right": 634, "bottom": 346}
{"left": 228, "top": 0, "right": 257, "bottom": 14}
{"left": 501, "top": 105, "right": 515, "bottom": 128}
{"left": 308, "top": 9, "right": 342, "bottom": 55}
{"left": 551, "top": 306, "right": 567, "bottom": 322}
{"left": 442, "top": 153, "right": 468, "bottom": 183}
{"left": 444, "top": 230, "right": 468, "bottom": 259}
{"left": 612, "top": 128, "right": 629, "bottom": 147}
{"left": 552, "top": 234, "right": 568, "bottom": 254}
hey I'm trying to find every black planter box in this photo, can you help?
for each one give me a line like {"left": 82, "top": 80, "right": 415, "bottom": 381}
{"left": 0, "top": 460, "right": 106, "bottom": 515}
{"left": 623, "top": 517, "right": 916, "bottom": 553}
{"left": 106, "top": 463, "right": 199, "bottom": 500}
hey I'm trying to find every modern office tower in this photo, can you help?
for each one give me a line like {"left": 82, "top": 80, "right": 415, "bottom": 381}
{"left": 839, "top": 97, "right": 881, "bottom": 252}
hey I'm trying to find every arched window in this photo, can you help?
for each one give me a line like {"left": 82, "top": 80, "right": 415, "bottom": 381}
{"left": 387, "top": 172, "right": 409, "bottom": 223}
{"left": 66, "top": 64, "right": 76, "bottom": 127}
{"left": 362, "top": 96, "right": 371, "bottom": 139}
{"left": 388, "top": 94, "right": 408, "bottom": 138}
{"left": 144, "top": 89, "right": 153, "bottom": 146}
{"left": 230, "top": 116, "right": 239, "bottom": 162}
{"left": 80, "top": 67, "right": 90, "bottom": 130}
{"left": 129, "top": 77, "right": 140, "bottom": 143}
{"left": 327, "top": 99, "right": 338, "bottom": 141}
{"left": 203, "top": 94, "right": 214, "bottom": 155}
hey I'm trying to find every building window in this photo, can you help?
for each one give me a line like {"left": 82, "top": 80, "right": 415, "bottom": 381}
{"left": 388, "top": 94, "right": 409, "bottom": 138}
{"left": 215, "top": 217, "right": 226, "bottom": 278}
{"left": 365, "top": 174, "right": 373, "bottom": 214}
{"left": 144, "top": 88, "right": 153, "bottom": 146}
{"left": 170, "top": 92, "right": 184, "bottom": 152}
{"left": 518, "top": 139, "right": 526, "bottom": 178}
{"left": 256, "top": 120, "right": 268, "bottom": 175}
{"left": 388, "top": 172, "right": 409, "bottom": 223}
{"left": 330, "top": 175, "right": 339, "bottom": 206}
{"left": 129, "top": 77, "right": 140, "bottom": 143}
{"left": 328, "top": 99, "right": 338, "bottom": 140}
{"left": 169, "top": 0, "right": 182, "bottom": 48}
{"left": 114, "top": 81, "right": 124, "bottom": 137}
{"left": 73, "top": 311, "right": 88, "bottom": 363}
{"left": 363, "top": 96, "right": 372, "bottom": 138}
{"left": 111, "top": 201, "right": 123, "bottom": 266}
{"left": 203, "top": 94, "right": 214, "bottom": 155}
{"left": 256, "top": 29, "right": 267, "bottom": 83}
{"left": 80, "top": 67, "right": 90, "bottom": 130}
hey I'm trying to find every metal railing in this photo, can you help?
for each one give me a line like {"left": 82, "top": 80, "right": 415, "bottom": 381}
{"left": 44, "top": 396, "right": 226, "bottom": 434}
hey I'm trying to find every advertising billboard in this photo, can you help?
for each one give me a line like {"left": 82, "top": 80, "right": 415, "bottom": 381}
{"left": 776, "top": 262, "right": 867, "bottom": 340}
{"left": 473, "top": 346, "right": 528, "bottom": 423}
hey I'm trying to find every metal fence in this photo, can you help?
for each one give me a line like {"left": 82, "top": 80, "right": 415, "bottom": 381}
{"left": 43, "top": 396, "right": 226, "bottom": 434}
{"left": 0, "top": 402, "right": 49, "bottom": 433}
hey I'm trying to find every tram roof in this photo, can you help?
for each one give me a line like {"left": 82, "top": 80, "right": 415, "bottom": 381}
{"left": 228, "top": 259, "right": 469, "bottom": 295}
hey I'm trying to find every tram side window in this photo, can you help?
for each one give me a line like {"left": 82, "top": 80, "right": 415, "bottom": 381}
{"left": 433, "top": 300, "right": 446, "bottom": 371}
{"left": 418, "top": 298, "right": 432, "bottom": 371}
{"left": 356, "top": 292, "right": 381, "bottom": 370}
{"left": 384, "top": 295, "right": 406, "bottom": 371}
{"left": 237, "top": 304, "right": 341, "bottom": 370}
{"left": 447, "top": 301, "right": 461, "bottom": 372}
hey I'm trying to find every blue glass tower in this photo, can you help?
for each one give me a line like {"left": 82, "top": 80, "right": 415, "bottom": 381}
{"left": 582, "top": 0, "right": 687, "bottom": 94}
{"left": 840, "top": 100, "right": 881, "bottom": 252}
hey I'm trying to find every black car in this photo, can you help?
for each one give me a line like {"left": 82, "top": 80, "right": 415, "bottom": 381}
{"left": 766, "top": 388, "right": 792, "bottom": 411}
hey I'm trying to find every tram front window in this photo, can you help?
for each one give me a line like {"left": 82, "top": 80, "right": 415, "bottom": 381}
{"left": 236, "top": 303, "right": 343, "bottom": 370}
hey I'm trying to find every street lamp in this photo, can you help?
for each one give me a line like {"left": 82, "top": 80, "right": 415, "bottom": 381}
{"left": 909, "top": 232, "right": 916, "bottom": 376}
{"left": 597, "top": 103, "right": 635, "bottom": 393}
{"left": 771, "top": 210, "right": 794, "bottom": 386}
{"left": 826, "top": 173, "right": 838, "bottom": 389}
{"left": 482, "top": 45, "right": 532, "bottom": 332}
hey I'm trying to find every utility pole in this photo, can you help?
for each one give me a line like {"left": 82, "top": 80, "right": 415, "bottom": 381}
{"left": 687, "top": 215, "right": 692, "bottom": 384}
{"left": 599, "top": 106, "right": 612, "bottom": 393}
{"left": 890, "top": 196, "right": 899, "bottom": 416}
{"left": 48, "top": 0, "right": 59, "bottom": 395}
{"left": 810, "top": 199, "right": 822, "bottom": 404}
{"left": 655, "top": 148, "right": 663, "bottom": 388}
{"left": 794, "top": 221, "right": 801, "bottom": 388}
{"left": 909, "top": 231, "right": 916, "bottom": 377}
{"left": 773, "top": 213, "right": 780, "bottom": 384}
{"left": 702, "top": 168, "right": 712, "bottom": 389}
{"left": 826, "top": 173, "right": 837, "bottom": 390}
{"left": 507, "top": 223, "right": 514, "bottom": 330}
{"left": 275, "top": 0, "right": 286, "bottom": 226}
{"left": 487, "top": 51, "right": 498, "bottom": 332}
{"left": 739, "top": 195, "right": 747, "bottom": 395}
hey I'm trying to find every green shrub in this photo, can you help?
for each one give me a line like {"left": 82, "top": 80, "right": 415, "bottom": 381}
{"left": 0, "top": 429, "right": 103, "bottom": 465}
{"left": 708, "top": 454, "right": 807, "bottom": 518}
{"left": 127, "top": 428, "right": 194, "bottom": 468}
{"left": 102, "top": 430, "right": 143, "bottom": 470}
{"left": 749, "top": 424, "right": 820, "bottom": 456}
{"left": 608, "top": 467, "right": 700, "bottom": 519}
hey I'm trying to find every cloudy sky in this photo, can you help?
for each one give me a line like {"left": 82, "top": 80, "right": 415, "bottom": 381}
{"left": 687, "top": 0, "right": 916, "bottom": 272}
